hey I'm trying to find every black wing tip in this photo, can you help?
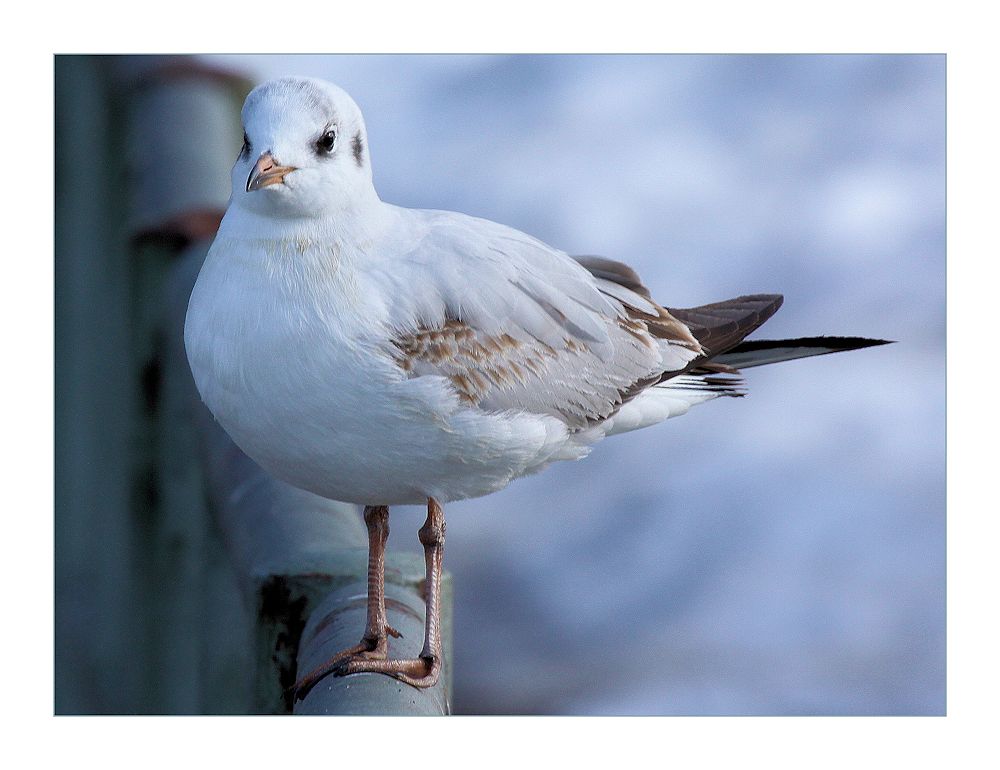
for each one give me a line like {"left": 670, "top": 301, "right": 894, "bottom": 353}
{"left": 846, "top": 337, "right": 894, "bottom": 349}
{"left": 736, "top": 336, "right": 894, "bottom": 352}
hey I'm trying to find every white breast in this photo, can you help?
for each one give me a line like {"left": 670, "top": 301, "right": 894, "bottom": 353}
{"left": 184, "top": 236, "right": 576, "bottom": 505}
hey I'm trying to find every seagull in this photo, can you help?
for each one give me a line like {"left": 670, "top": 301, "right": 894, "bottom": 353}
{"left": 184, "top": 76, "right": 889, "bottom": 698}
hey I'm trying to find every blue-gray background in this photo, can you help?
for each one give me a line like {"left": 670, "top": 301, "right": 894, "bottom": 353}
{"left": 203, "top": 54, "right": 945, "bottom": 715}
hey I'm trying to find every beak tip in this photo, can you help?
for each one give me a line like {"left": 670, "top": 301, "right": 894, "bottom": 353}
{"left": 246, "top": 152, "right": 297, "bottom": 193}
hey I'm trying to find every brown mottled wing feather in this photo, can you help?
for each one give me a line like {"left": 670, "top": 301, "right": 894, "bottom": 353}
{"left": 391, "top": 319, "right": 560, "bottom": 408}
{"left": 390, "top": 316, "right": 669, "bottom": 429}
{"left": 574, "top": 255, "right": 702, "bottom": 352}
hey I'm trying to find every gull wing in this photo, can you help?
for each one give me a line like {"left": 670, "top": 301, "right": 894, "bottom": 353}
{"left": 380, "top": 211, "right": 703, "bottom": 428}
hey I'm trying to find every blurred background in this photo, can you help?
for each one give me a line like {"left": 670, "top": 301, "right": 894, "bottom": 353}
{"left": 55, "top": 54, "right": 944, "bottom": 715}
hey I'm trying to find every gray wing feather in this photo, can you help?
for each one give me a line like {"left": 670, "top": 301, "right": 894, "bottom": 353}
{"left": 384, "top": 213, "right": 703, "bottom": 428}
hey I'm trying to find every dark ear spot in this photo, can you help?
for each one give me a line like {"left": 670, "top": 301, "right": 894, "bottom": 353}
{"left": 352, "top": 131, "right": 364, "bottom": 167}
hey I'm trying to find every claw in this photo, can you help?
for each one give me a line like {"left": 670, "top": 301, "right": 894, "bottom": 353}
{"left": 292, "top": 636, "right": 389, "bottom": 701}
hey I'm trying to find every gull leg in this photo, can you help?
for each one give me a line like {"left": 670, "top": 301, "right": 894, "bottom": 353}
{"left": 332, "top": 497, "right": 445, "bottom": 688}
{"left": 293, "top": 505, "right": 400, "bottom": 700}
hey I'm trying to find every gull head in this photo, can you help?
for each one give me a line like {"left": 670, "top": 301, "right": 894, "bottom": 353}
{"left": 233, "top": 77, "right": 376, "bottom": 219}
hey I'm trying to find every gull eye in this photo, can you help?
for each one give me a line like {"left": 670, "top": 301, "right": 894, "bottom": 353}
{"left": 315, "top": 128, "right": 337, "bottom": 155}
{"left": 240, "top": 131, "right": 251, "bottom": 159}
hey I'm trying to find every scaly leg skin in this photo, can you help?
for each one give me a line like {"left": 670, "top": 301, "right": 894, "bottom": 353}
{"left": 332, "top": 497, "right": 445, "bottom": 689}
{"left": 293, "top": 505, "right": 400, "bottom": 701}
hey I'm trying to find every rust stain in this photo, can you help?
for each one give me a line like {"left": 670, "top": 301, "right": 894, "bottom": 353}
{"left": 258, "top": 576, "right": 309, "bottom": 713}
{"left": 305, "top": 594, "right": 425, "bottom": 642}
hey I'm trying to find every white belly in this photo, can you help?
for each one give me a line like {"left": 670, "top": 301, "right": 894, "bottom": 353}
{"left": 184, "top": 242, "right": 577, "bottom": 505}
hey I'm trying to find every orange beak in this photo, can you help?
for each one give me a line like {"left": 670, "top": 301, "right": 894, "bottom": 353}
{"left": 246, "top": 152, "right": 298, "bottom": 192}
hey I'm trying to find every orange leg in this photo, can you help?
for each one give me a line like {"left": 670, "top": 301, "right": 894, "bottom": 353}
{"left": 293, "top": 499, "right": 445, "bottom": 700}
{"left": 332, "top": 497, "right": 445, "bottom": 688}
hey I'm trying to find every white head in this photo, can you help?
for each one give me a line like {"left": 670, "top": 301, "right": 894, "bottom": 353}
{"left": 232, "top": 77, "right": 377, "bottom": 219}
